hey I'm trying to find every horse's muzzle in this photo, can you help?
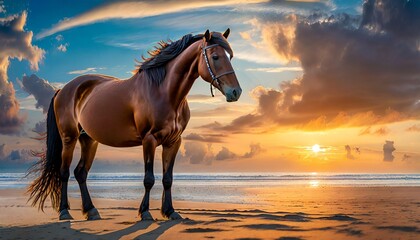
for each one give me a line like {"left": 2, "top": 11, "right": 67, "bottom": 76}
{"left": 225, "top": 87, "right": 242, "bottom": 102}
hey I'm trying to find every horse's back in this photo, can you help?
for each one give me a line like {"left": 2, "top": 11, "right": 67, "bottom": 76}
{"left": 54, "top": 75, "right": 118, "bottom": 132}
{"left": 55, "top": 74, "right": 114, "bottom": 114}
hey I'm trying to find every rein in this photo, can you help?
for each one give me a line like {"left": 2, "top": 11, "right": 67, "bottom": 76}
{"left": 201, "top": 43, "right": 235, "bottom": 97}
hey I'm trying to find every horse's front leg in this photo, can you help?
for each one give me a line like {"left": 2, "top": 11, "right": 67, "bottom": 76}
{"left": 161, "top": 138, "right": 182, "bottom": 220}
{"left": 139, "top": 134, "right": 157, "bottom": 221}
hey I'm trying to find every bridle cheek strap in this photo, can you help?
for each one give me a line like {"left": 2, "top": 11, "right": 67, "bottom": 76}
{"left": 201, "top": 43, "right": 236, "bottom": 97}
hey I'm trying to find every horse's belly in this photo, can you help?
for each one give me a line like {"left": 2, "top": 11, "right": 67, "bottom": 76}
{"left": 78, "top": 104, "right": 142, "bottom": 147}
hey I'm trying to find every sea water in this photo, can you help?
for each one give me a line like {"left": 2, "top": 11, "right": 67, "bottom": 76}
{"left": 1, "top": 172, "right": 419, "bottom": 204}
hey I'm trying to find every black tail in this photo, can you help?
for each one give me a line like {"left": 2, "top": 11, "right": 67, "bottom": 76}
{"left": 27, "top": 91, "right": 62, "bottom": 212}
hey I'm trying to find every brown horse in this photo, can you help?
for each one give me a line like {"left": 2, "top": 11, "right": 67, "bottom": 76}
{"left": 27, "top": 29, "right": 241, "bottom": 221}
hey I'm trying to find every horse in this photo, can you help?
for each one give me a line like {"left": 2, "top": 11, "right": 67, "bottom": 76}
{"left": 27, "top": 29, "right": 242, "bottom": 221}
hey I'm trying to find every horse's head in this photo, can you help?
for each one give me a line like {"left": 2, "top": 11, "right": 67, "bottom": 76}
{"left": 198, "top": 29, "right": 242, "bottom": 102}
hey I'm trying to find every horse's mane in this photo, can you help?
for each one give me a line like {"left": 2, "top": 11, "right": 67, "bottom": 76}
{"left": 136, "top": 32, "right": 233, "bottom": 85}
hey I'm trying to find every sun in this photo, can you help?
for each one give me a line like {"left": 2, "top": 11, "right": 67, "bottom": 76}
{"left": 311, "top": 144, "right": 321, "bottom": 153}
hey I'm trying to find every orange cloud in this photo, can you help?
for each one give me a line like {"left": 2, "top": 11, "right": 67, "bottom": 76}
{"left": 0, "top": 12, "right": 45, "bottom": 135}
{"left": 359, "top": 126, "right": 390, "bottom": 136}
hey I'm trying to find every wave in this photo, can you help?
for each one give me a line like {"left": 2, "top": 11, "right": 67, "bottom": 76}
{"left": 1, "top": 172, "right": 419, "bottom": 187}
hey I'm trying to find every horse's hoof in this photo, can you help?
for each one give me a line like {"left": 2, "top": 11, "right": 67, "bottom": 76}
{"left": 59, "top": 209, "right": 73, "bottom": 220}
{"left": 140, "top": 211, "right": 154, "bottom": 221}
{"left": 169, "top": 211, "right": 183, "bottom": 220}
{"left": 85, "top": 207, "right": 101, "bottom": 220}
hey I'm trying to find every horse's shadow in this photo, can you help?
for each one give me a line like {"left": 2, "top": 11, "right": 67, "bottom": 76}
{"left": 0, "top": 219, "right": 181, "bottom": 240}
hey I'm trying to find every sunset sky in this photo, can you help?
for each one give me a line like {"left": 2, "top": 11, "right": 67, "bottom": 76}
{"left": 1, "top": 0, "right": 420, "bottom": 173}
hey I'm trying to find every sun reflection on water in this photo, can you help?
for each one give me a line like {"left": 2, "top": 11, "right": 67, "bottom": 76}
{"left": 309, "top": 180, "right": 320, "bottom": 187}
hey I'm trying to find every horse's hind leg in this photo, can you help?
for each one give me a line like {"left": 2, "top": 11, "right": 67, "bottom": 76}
{"left": 74, "top": 133, "right": 100, "bottom": 220}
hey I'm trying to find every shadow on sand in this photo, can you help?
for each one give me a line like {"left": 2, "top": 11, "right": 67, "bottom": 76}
{"left": 0, "top": 219, "right": 181, "bottom": 240}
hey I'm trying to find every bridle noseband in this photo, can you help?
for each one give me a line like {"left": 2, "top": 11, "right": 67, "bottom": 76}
{"left": 201, "top": 43, "right": 235, "bottom": 97}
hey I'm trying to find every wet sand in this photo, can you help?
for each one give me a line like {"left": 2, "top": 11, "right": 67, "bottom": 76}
{"left": 0, "top": 187, "right": 419, "bottom": 239}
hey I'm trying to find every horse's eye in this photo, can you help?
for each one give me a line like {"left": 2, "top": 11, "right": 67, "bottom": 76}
{"left": 212, "top": 55, "right": 219, "bottom": 60}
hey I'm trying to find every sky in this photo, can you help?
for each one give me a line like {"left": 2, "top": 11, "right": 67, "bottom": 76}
{"left": 1, "top": 0, "right": 420, "bottom": 173}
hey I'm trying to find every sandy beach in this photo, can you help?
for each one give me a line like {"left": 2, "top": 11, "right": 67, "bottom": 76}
{"left": 0, "top": 187, "right": 419, "bottom": 240}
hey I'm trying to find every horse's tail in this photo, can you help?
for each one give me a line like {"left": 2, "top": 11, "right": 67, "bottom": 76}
{"left": 27, "top": 90, "right": 63, "bottom": 212}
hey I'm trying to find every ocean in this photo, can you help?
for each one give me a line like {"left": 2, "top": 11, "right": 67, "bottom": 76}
{"left": 1, "top": 173, "right": 419, "bottom": 204}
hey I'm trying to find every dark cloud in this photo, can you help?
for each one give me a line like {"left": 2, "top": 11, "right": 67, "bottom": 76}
{"left": 0, "top": 143, "right": 31, "bottom": 162}
{"left": 208, "top": 0, "right": 420, "bottom": 132}
{"left": 0, "top": 143, "right": 6, "bottom": 159}
{"left": 9, "top": 150, "right": 21, "bottom": 161}
{"left": 0, "top": 12, "right": 45, "bottom": 135}
{"left": 33, "top": 120, "right": 46, "bottom": 134}
{"left": 383, "top": 140, "right": 395, "bottom": 162}
{"left": 361, "top": 0, "right": 420, "bottom": 40}
{"left": 345, "top": 145, "right": 355, "bottom": 160}
{"left": 184, "top": 133, "right": 223, "bottom": 143}
{"left": 19, "top": 74, "right": 56, "bottom": 113}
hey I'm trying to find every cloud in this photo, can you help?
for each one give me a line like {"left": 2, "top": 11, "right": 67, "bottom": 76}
{"left": 57, "top": 43, "right": 68, "bottom": 52}
{"left": 406, "top": 124, "right": 420, "bottom": 132}
{"left": 181, "top": 141, "right": 264, "bottom": 163}
{"left": 0, "top": 2, "right": 5, "bottom": 14}
{"left": 67, "top": 67, "right": 103, "bottom": 75}
{"left": 359, "top": 126, "right": 390, "bottom": 136}
{"left": 182, "top": 141, "right": 214, "bottom": 164}
{"left": 345, "top": 145, "right": 354, "bottom": 160}
{"left": 36, "top": 0, "right": 268, "bottom": 39}
{"left": 207, "top": 0, "right": 420, "bottom": 133}
{"left": 33, "top": 120, "right": 46, "bottom": 134}
{"left": 242, "top": 143, "right": 263, "bottom": 158}
{"left": 0, "top": 12, "right": 45, "bottom": 135}
{"left": 215, "top": 143, "right": 264, "bottom": 160}
{"left": 0, "top": 143, "right": 31, "bottom": 162}
{"left": 402, "top": 154, "right": 410, "bottom": 161}
{"left": 383, "top": 140, "right": 395, "bottom": 162}
{"left": 55, "top": 34, "right": 63, "bottom": 41}
{"left": 245, "top": 67, "right": 302, "bottom": 73}
{"left": 184, "top": 133, "right": 223, "bottom": 143}
{"left": 0, "top": 143, "right": 6, "bottom": 159}
{"left": 19, "top": 74, "right": 56, "bottom": 113}
{"left": 215, "top": 147, "right": 237, "bottom": 160}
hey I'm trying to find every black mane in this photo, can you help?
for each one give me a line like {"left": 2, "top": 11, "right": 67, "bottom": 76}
{"left": 136, "top": 32, "right": 233, "bottom": 85}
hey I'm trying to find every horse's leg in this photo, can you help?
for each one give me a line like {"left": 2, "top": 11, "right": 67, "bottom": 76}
{"left": 58, "top": 130, "right": 78, "bottom": 220}
{"left": 139, "top": 134, "right": 157, "bottom": 221}
{"left": 161, "top": 138, "right": 182, "bottom": 220}
{"left": 74, "top": 133, "right": 100, "bottom": 220}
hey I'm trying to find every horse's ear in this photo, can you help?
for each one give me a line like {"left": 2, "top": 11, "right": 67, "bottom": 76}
{"left": 223, "top": 28, "right": 230, "bottom": 39}
{"left": 204, "top": 29, "right": 211, "bottom": 42}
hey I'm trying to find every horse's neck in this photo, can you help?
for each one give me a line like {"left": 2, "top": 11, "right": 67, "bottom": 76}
{"left": 163, "top": 41, "right": 201, "bottom": 107}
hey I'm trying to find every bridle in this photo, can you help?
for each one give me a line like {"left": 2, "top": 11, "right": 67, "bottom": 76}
{"left": 201, "top": 43, "right": 235, "bottom": 97}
